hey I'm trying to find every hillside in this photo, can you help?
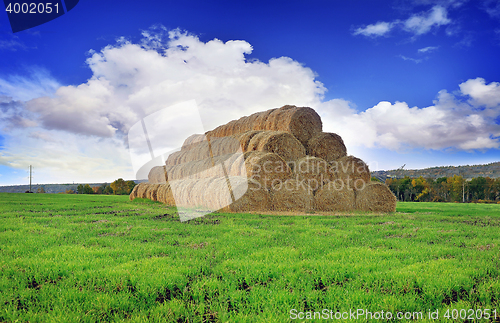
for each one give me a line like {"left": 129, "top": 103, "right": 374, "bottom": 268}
{"left": 372, "top": 162, "right": 500, "bottom": 181}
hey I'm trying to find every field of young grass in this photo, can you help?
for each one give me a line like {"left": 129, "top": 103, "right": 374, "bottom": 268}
{"left": 0, "top": 193, "right": 499, "bottom": 322}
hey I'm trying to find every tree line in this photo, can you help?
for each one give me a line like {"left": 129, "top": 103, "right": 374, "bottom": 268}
{"left": 65, "top": 178, "right": 137, "bottom": 195}
{"left": 384, "top": 176, "right": 500, "bottom": 203}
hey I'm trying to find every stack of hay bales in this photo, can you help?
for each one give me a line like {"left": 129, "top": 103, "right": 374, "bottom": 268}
{"left": 133, "top": 105, "right": 396, "bottom": 214}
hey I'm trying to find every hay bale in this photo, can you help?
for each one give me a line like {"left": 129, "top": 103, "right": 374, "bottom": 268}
{"left": 148, "top": 166, "right": 169, "bottom": 184}
{"left": 314, "top": 182, "right": 356, "bottom": 212}
{"left": 157, "top": 183, "right": 175, "bottom": 206}
{"left": 229, "top": 151, "right": 292, "bottom": 188}
{"left": 166, "top": 136, "right": 242, "bottom": 166}
{"left": 237, "top": 130, "right": 262, "bottom": 151}
{"left": 307, "top": 132, "right": 347, "bottom": 162}
{"left": 247, "top": 131, "right": 306, "bottom": 164}
{"left": 206, "top": 105, "right": 322, "bottom": 146}
{"left": 129, "top": 183, "right": 141, "bottom": 201}
{"left": 166, "top": 155, "right": 233, "bottom": 181}
{"left": 169, "top": 179, "right": 199, "bottom": 207}
{"left": 252, "top": 108, "right": 276, "bottom": 130}
{"left": 165, "top": 151, "right": 182, "bottom": 166}
{"left": 221, "top": 177, "right": 271, "bottom": 212}
{"left": 332, "top": 155, "right": 371, "bottom": 191}
{"left": 355, "top": 182, "right": 397, "bottom": 213}
{"left": 293, "top": 156, "right": 331, "bottom": 191}
{"left": 182, "top": 134, "right": 206, "bottom": 148}
{"left": 146, "top": 184, "right": 161, "bottom": 201}
{"left": 271, "top": 179, "right": 314, "bottom": 212}
{"left": 158, "top": 176, "right": 270, "bottom": 212}
{"left": 263, "top": 105, "right": 322, "bottom": 146}
{"left": 136, "top": 183, "right": 150, "bottom": 199}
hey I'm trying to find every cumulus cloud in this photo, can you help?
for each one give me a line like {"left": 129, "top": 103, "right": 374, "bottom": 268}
{"left": 353, "top": 5, "right": 451, "bottom": 38}
{"left": 26, "top": 28, "right": 323, "bottom": 139}
{"left": 353, "top": 22, "right": 395, "bottom": 37}
{"left": 320, "top": 79, "right": 500, "bottom": 151}
{"left": 459, "top": 77, "right": 500, "bottom": 108}
{"left": 403, "top": 6, "right": 451, "bottom": 35}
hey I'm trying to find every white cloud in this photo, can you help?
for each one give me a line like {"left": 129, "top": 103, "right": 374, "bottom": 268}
{"left": 0, "top": 68, "right": 61, "bottom": 101}
{"left": 25, "top": 28, "right": 322, "bottom": 139}
{"left": 418, "top": 46, "right": 439, "bottom": 53}
{"left": 354, "top": 5, "right": 451, "bottom": 38}
{"left": 353, "top": 22, "right": 395, "bottom": 37}
{"left": 399, "top": 55, "right": 424, "bottom": 63}
{"left": 459, "top": 77, "right": 500, "bottom": 108}
{"left": 320, "top": 80, "right": 500, "bottom": 151}
{"left": 403, "top": 6, "right": 451, "bottom": 35}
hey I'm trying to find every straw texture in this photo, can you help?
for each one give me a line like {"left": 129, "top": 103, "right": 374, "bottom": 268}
{"left": 307, "top": 132, "right": 347, "bottom": 162}
{"left": 271, "top": 179, "right": 314, "bottom": 212}
{"left": 314, "top": 183, "right": 356, "bottom": 212}
{"left": 355, "top": 182, "right": 397, "bottom": 213}
{"left": 207, "top": 105, "right": 322, "bottom": 146}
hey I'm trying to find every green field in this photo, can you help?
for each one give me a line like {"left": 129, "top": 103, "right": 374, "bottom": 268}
{"left": 0, "top": 193, "right": 499, "bottom": 322}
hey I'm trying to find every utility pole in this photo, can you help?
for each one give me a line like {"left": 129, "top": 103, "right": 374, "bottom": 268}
{"left": 29, "top": 165, "right": 33, "bottom": 193}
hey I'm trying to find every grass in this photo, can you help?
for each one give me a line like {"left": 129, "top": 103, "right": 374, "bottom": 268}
{"left": 0, "top": 193, "right": 499, "bottom": 322}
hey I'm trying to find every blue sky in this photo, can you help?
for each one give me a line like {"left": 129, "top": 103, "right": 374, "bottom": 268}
{"left": 1, "top": 0, "right": 500, "bottom": 185}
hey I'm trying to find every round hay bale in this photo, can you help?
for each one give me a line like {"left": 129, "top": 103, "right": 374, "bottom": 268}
{"left": 229, "top": 151, "right": 292, "bottom": 189}
{"left": 166, "top": 151, "right": 182, "bottom": 166}
{"left": 204, "top": 105, "right": 322, "bottom": 147}
{"left": 168, "top": 136, "right": 242, "bottom": 166}
{"left": 182, "top": 134, "right": 206, "bottom": 148}
{"left": 146, "top": 184, "right": 161, "bottom": 201}
{"left": 314, "top": 182, "right": 355, "bottom": 212}
{"left": 189, "top": 177, "right": 218, "bottom": 208}
{"left": 156, "top": 184, "right": 174, "bottom": 205}
{"left": 355, "top": 182, "right": 397, "bottom": 213}
{"left": 169, "top": 179, "right": 198, "bottom": 207}
{"left": 271, "top": 179, "right": 314, "bottom": 212}
{"left": 203, "top": 177, "right": 234, "bottom": 210}
{"left": 293, "top": 156, "right": 331, "bottom": 190}
{"left": 307, "top": 132, "right": 347, "bottom": 162}
{"left": 129, "top": 183, "right": 141, "bottom": 201}
{"left": 222, "top": 177, "right": 271, "bottom": 213}
{"left": 247, "top": 131, "right": 306, "bottom": 164}
{"left": 263, "top": 105, "right": 322, "bottom": 146}
{"left": 166, "top": 154, "right": 233, "bottom": 181}
{"left": 252, "top": 108, "right": 276, "bottom": 130}
{"left": 136, "top": 183, "right": 149, "bottom": 199}
{"left": 148, "top": 166, "right": 169, "bottom": 184}
{"left": 237, "top": 130, "right": 262, "bottom": 151}
{"left": 332, "top": 156, "right": 371, "bottom": 191}
{"left": 160, "top": 183, "right": 176, "bottom": 206}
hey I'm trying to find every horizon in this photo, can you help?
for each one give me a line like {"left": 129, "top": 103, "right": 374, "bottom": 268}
{"left": 2, "top": 161, "right": 499, "bottom": 187}
{"left": 1, "top": 0, "right": 500, "bottom": 186}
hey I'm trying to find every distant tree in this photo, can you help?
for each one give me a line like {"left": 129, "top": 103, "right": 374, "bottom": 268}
{"left": 469, "top": 177, "right": 487, "bottom": 200}
{"left": 65, "top": 189, "right": 75, "bottom": 194}
{"left": 125, "top": 180, "right": 136, "bottom": 194}
{"left": 103, "top": 185, "right": 114, "bottom": 195}
{"left": 110, "top": 178, "right": 137, "bottom": 195}
{"left": 36, "top": 186, "right": 46, "bottom": 193}
{"left": 371, "top": 177, "right": 382, "bottom": 182}
{"left": 77, "top": 184, "right": 84, "bottom": 194}
{"left": 92, "top": 186, "right": 103, "bottom": 194}
{"left": 83, "top": 184, "right": 93, "bottom": 194}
